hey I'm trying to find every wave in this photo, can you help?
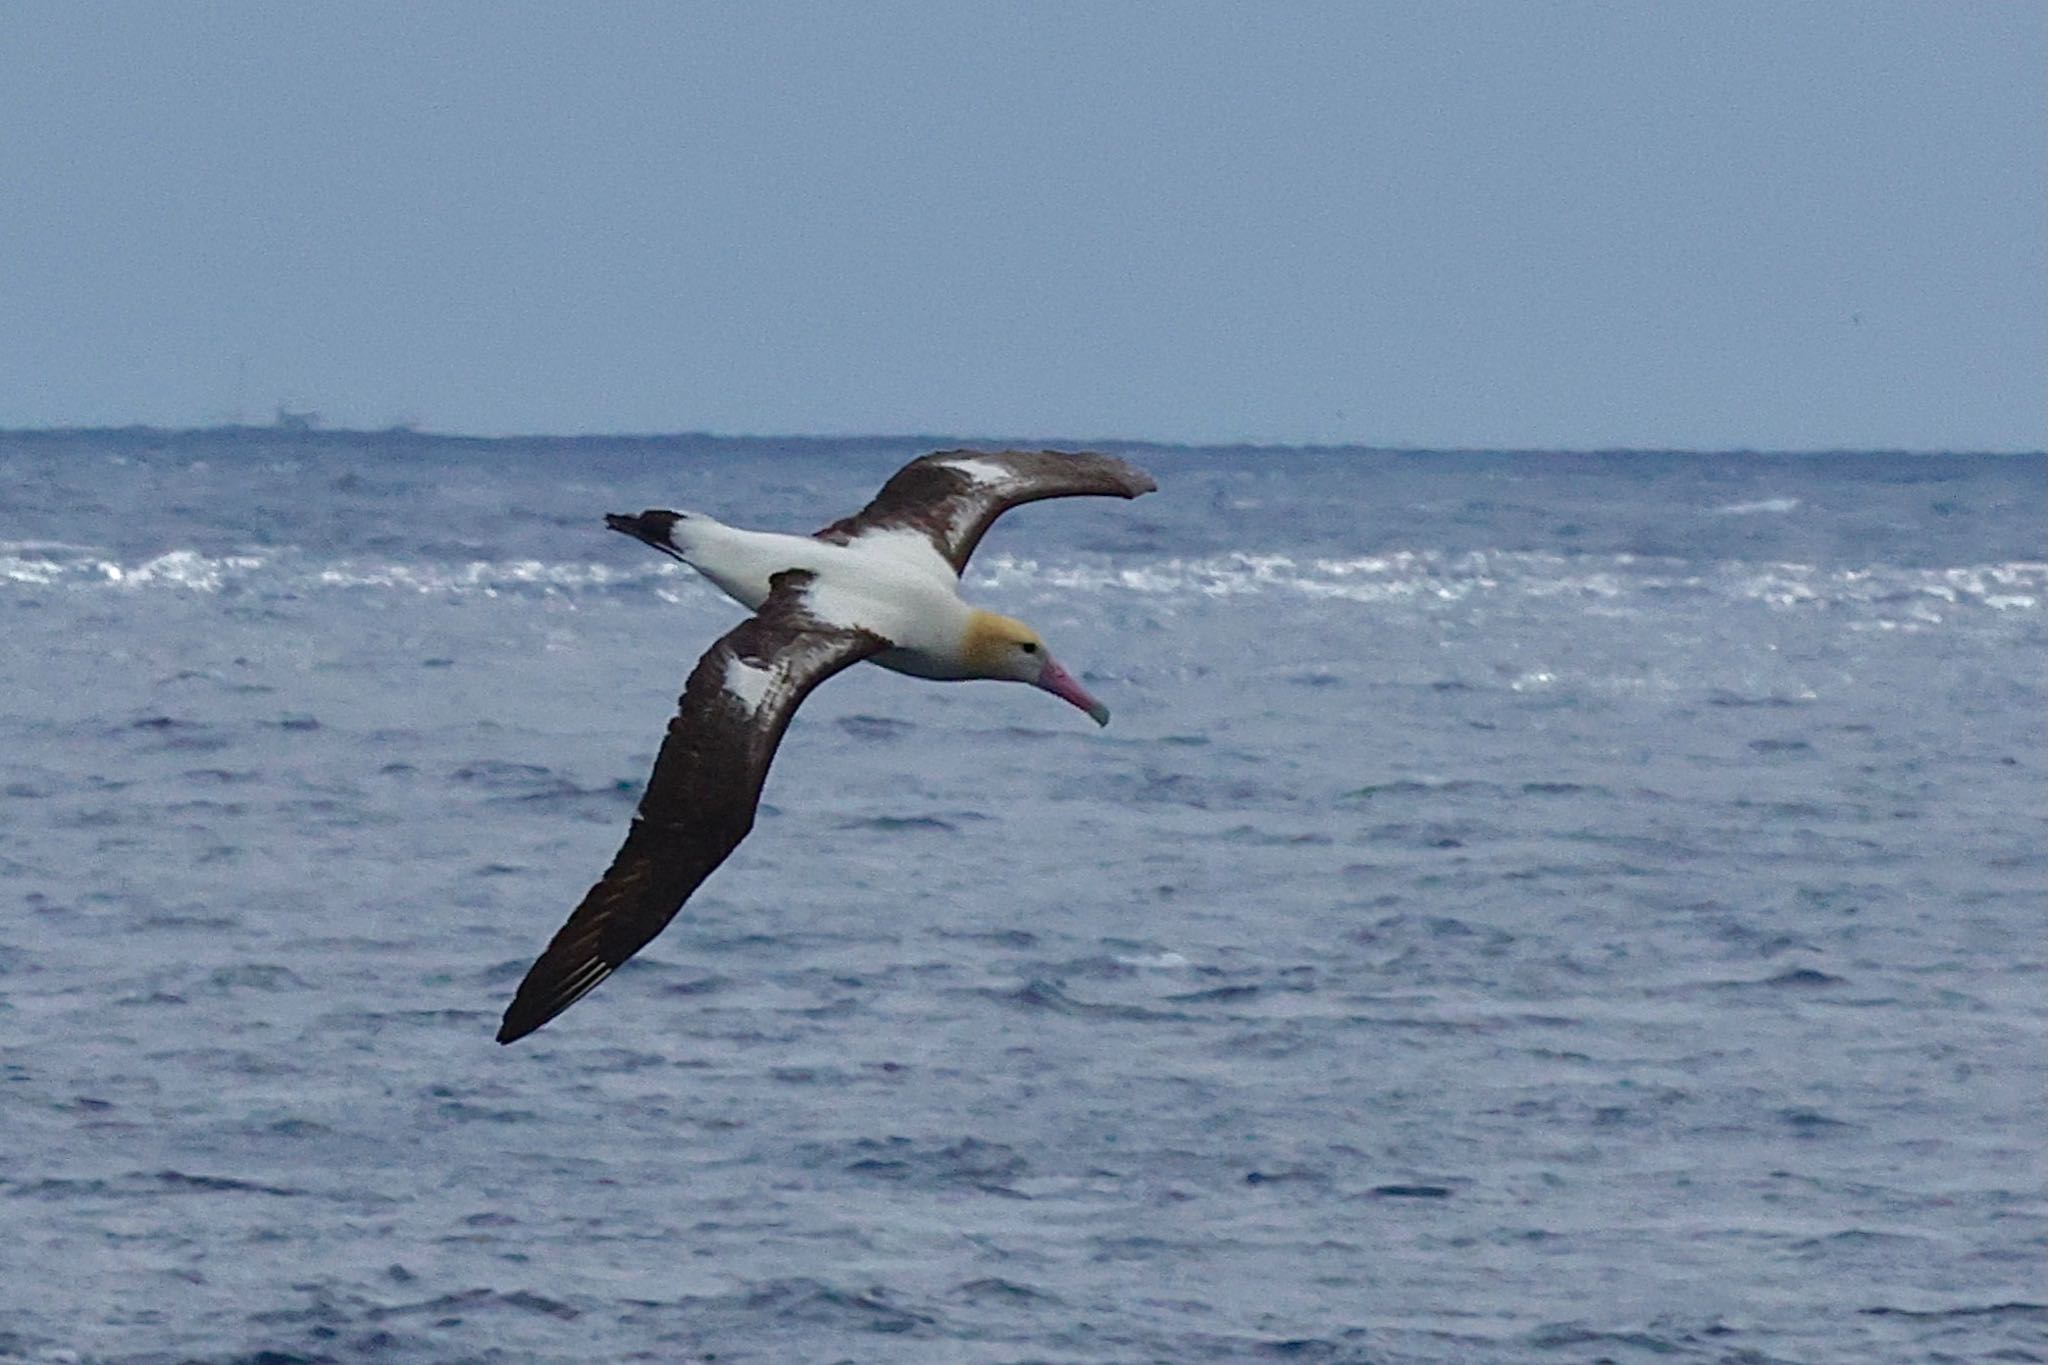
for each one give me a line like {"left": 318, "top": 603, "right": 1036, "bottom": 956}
{"left": 1711, "top": 496, "right": 1802, "bottom": 515}
{"left": 977, "top": 551, "right": 2046, "bottom": 619}
{"left": 1, "top": 547, "right": 268, "bottom": 591}
{"left": 0, "top": 547, "right": 657, "bottom": 596}
{"left": 5, "top": 543, "right": 2042, "bottom": 621}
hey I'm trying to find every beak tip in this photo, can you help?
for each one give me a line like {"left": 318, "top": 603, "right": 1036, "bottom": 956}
{"left": 1036, "top": 657, "right": 1112, "bottom": 728}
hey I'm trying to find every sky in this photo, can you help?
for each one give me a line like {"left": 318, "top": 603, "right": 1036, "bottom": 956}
{"left": 1, "top": 3, "right": 2042, "bottom": 450}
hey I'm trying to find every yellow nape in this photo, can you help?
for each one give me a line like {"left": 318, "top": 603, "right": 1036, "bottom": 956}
{"left": 963, "top": 609, "right": 1043, "bottom": 675}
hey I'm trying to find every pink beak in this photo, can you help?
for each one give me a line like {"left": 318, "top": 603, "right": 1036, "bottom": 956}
{"left": 1037, "top": 656, "right": 1110, "bottom": 726}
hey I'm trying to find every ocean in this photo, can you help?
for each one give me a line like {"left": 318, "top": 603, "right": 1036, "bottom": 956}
{"left": 1, "top": 430, "right": 2042, "bottom": 1363}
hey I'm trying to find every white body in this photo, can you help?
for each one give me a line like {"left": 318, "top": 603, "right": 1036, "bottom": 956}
{"left": 672, "top": 516, "right": 978, "bottom": 679}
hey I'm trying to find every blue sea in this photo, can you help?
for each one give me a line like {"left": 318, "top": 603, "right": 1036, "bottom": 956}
{"left": 1, "top": 431, "right": 2042, "bottom": 1364}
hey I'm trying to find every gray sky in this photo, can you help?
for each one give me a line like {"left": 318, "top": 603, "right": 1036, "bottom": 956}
{"left": 2, "top": 3, "right": 2042, "bottom": 449}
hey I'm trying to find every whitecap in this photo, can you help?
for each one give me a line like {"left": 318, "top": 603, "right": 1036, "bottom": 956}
{"left": 1712, "top": 496, "right": 1802, "bottom": 515}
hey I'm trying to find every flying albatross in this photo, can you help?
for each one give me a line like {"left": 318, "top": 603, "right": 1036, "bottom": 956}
{"left": 496, "top": 448, "right": 1157, "bottom": 1043}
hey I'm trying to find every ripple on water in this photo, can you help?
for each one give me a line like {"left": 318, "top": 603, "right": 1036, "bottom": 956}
{"left": 837, "top": 814, "right": 962, "bottom": 833}
{"left": 974, "top": 978, "right": 1192, "bottom": 1023}
{"left": 825, "top": 1135, "right": 1030, "bottom": 1191}
{"left": 835, "top": 714, "right": 917, "bottom": 741}
{"left": 727, "top": 1278, "right": 938, "bottom": 1335}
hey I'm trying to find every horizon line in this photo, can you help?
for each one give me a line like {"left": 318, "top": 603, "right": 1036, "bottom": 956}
{"left": 0, "top": 420, "right": 2041, "bottom": 460}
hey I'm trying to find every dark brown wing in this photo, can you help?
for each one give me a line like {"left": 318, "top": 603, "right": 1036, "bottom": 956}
{"left": 496, "top": 571, "right": 886, "bottom": 1044}
{"left": 814, "top": 449, "right": 1156, "bottom": 575}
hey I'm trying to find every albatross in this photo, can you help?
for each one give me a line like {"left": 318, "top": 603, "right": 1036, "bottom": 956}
{"left": 496, "top": 448, "right": 1157, "bottom": 1043}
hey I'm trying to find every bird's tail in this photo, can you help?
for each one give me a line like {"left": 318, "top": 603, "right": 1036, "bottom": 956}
{"left": 604, "top": 509, "right": 704, "bottom": 564}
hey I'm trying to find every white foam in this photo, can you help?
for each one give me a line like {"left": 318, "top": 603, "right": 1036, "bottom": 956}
{"left": 1712, "top": 497, "right": 1802, "bottom": 516}
{"left": 0, "top": 540, "right": 96, "bottom": 554}
{"left": 6, "top": 543, "right": 2042, "bottom": 629}
{"left": 313, "top": 559, "right": 642, "bottom": 595}
{"left": 966, "top": 551, "right": 2048, "bottom": 627}
{"left": 97, "top": 551, "right": 268, "bottom": 591}
{"left": 0, "top": 554, "right": 65, "bottom": 585}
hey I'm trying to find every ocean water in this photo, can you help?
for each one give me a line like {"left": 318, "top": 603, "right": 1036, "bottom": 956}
{"left": 1, "top": 431, "right": 2042, "bottom": 1364}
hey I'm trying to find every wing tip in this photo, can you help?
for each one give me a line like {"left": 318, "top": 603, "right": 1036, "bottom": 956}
{"left": 495, "top": 997, "right": 575, "bottom": 1046}
{"left": 497, "top": 948, "right": 621, "bottom": 1045}
{"left": 496, "top": 998, "right": 551, "bottom": 1045}
{"left": 936, "top": 447, "right": 1157, "bottom": 498}
{"left": 1044, "top": 448, "right": 1156, "bottom": 498}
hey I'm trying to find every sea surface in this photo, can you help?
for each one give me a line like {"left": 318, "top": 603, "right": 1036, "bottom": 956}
{"left": 1, "top": 431, "right": 2042, "bottom": 1364}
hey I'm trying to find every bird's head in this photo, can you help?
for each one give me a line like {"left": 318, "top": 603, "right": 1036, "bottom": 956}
{"left": 964, "top": 611, "right": 1110, "bottom": 726}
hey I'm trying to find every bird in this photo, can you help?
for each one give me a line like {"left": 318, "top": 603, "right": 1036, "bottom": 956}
{"left": 495, "top": 448, "right": 1157, "bottom": 1044}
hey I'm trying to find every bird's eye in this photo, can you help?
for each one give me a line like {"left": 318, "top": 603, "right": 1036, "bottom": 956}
{"left": 1020, "top": 641, "right": 1039, "bottom": 654}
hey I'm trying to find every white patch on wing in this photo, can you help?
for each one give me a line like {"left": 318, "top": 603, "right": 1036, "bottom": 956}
{"left": 939, "top": 456, "right": 1014, "bottom": 487}
{"left": 798, "top": 577, "right": 869, "bottom": 633}
{"left": 722, "top": 654, "right": 778, "bottom": 714}
{"left": 831, "top": 526, "right": 958, "bottom": 587}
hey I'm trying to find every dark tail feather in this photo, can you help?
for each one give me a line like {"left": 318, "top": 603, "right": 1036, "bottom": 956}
{"left": 606, "top": 509, "right": 688, "bottom": 561}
